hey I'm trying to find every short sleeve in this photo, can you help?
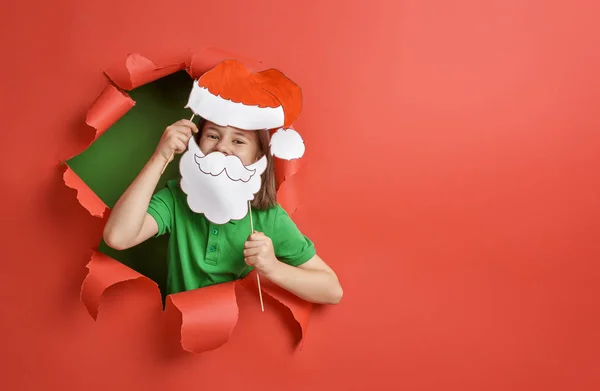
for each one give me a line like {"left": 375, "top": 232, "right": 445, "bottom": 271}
{"left": 147, "top": 184, "right": 175, "bottom": 236}
{"left": 272, "top": 206, "right": 316, "bottom": 267}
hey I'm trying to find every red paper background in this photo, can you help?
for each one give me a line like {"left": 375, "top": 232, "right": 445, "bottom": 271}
{"left": 2, "top": 0, "right": 599, "bottom": 390}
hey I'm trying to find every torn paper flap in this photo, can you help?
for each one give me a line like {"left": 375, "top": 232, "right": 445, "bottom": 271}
{"left": 276, "top": 175, "right": 302, "bottom": 218}
{"left": 186, "top": 47, "right": 264, "bottom": 80}
{"left": 273, "top": 148, "right": 304, "bottom": 216}
{"left": 165, "top": 281, "right": 239, "bottom": 353}
{"left": 275, "top": 157, "right": 304, "bottom": 191}
{"left": 104, "top": 53, "right": 187, "bottom": 91}
{"left": 63, "top": 165, "right": 108, "bottom": 218}
{"left": 80, "top": 251, "right": 159, "bottom": 319}
{"left": 86, "top": 84, "right": 135, "bottom": 142}
{"left": 241, "top": 270, "right": 312, "bottom": 344}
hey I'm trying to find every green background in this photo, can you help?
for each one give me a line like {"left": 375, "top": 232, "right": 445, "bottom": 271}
{"left": 68, "top": 71, "right": 194, "bottom": 298}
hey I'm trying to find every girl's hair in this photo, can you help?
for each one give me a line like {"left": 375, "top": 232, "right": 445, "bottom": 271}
{"left": 194, "top": 117, "right": 277, "bottom": 210}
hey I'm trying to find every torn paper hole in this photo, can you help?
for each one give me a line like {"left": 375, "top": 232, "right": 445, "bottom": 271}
{"left": 66, "top": 51, "right": 311, "bottom": 354}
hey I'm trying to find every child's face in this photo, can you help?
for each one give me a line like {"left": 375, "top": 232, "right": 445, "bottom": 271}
{"left": 199, "top": 121, "right": 262, "bottom": 166}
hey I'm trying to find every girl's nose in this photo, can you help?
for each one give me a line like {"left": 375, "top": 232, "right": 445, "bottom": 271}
{"left": 215, "top": 141, "right": 231, "bottom": 155}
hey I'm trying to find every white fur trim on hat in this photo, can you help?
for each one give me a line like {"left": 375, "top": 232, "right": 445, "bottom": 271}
{"left": 185, "top": 81, "right": 284, "bottom": 130}
{"left": 270, "top": 128, "right": 305, "bottom": 160}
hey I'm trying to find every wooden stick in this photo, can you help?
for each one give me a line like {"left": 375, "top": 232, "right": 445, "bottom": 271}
{"left": 160, "top": 113, "right": 195, "bottom": 175}
{"left": 249, "top": 200, "right": 265, "bottom": 312}
{"left": 257, "top": 272, "right": 264, "bottom": 312}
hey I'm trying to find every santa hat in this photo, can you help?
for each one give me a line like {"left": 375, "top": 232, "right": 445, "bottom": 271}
{"left": 185, "top": 60, "right": 305, "bottom": 160}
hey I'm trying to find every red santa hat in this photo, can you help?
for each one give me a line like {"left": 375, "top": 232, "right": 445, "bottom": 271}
{"left": 185, "top": 60, "right": 305, "bottom": 160}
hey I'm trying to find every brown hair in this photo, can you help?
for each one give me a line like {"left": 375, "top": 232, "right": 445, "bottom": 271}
{"left": 194, "top": 118, "right": 277, "bottom": 210}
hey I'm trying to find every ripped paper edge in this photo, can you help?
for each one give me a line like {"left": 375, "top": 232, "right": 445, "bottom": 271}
{"left": 68, "top": 50, "right": 311, "bottom": 353}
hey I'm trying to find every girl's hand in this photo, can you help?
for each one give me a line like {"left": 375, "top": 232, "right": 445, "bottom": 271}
{"left": 243, "top": 232, "right": 278, "bottom": 275}
{"left": 154, "top": 119, "right": 198, "bottom": 163}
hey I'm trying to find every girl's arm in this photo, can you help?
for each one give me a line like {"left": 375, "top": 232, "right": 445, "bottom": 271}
{"left": 267, "top": 254, "right": 343, "bottom": 305}
{"left": 244, "top": 233, "right": 343, "bottom": 304}
{"left": 103, "top": 119, "right": 197, "bottom": 250}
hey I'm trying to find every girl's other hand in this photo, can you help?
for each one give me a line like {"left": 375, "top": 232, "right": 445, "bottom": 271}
{"left": 154, "top": 119, "right": 198, "bottom": 163}
{"left": 243, "top": 231, "right": 278, "bottom": 275}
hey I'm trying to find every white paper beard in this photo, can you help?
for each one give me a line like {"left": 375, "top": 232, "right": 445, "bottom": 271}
{"left": 179, "top": 137, "right": 268, "bottom": 225}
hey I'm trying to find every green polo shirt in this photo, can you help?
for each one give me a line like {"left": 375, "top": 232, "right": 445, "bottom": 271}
{"left": 146, "top": 179, "right": 316, "bottom": 295}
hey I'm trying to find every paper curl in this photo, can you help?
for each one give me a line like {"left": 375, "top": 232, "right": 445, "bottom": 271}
{"left": 275, "top": 157, "right": 305, "bottom": 217}
{"left": 241, "top": 271, "right": 312, "bottom": 341}
{"left": 81, "top": 251, "right": 159, "bottom": 319}
{"left": 104, "top": 53, "right": 187, "bottom": 91}
{"left": 86, "top": 84, "right": 135, "bottom": 141}
{"left": 67, "top": 50, "right": 311, "bottom": 353}
{"left": 81, "top": 255, "right": 311, "bottom": 353}
{"left": 165, "top": 282, "right": 239, "bottom": 353}
{"left": 186, "top": 47, "right": 265, "bottom": 79}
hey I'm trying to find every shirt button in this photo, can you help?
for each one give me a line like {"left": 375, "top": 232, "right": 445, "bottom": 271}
{"left": 211, "top": 228, "right": 218, "bottom": 235}
{"left": 208, "top": 245, "right": 216, "bottom": 252}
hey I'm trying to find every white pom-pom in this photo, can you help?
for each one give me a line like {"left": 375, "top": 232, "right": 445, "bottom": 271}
{"left": 269, "top": 128, "right": 305, "bottom": 160}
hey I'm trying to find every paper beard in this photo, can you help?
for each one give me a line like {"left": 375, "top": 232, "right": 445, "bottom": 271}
{"left": 180, "top": 137, "right": 268, "bottom": 224}
{"left": 180, "top": 59, "right": 306, "bottom": 223}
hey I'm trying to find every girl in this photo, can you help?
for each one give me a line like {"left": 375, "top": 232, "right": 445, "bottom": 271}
{"left": 103, "top": 117, "right": 343, "bottom": 305}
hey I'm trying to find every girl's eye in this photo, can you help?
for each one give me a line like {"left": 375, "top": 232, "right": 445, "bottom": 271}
{"left": 233, "top": 139, "right": 246, "bottom": 145}
{"left": 207, "top": 134, "right": 218, "bottom": 140}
